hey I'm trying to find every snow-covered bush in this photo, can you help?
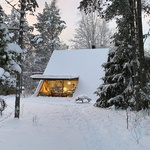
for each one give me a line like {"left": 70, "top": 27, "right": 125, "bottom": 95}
{"left": 75, "top": 95, "right": 91, "bottom": 103}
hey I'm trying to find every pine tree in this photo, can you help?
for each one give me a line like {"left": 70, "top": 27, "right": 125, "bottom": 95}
{"left": 34, "top": 0, "right": 66, "bottom": 73}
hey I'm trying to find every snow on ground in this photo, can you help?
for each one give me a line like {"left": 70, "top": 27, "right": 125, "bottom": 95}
{"left": 0, "top": 95, "right": 150, "bottom": 150}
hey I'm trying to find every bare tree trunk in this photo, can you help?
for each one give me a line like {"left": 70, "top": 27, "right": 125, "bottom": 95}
{"left": 130, "top": 0, "right": 146, "bottom": 111}
{"left": 129, "top": 0, "right": 141, "bottom": 111}
{"left": 14, "top": 0, "right": 25, "bottom": 118}
{"left": 137, "top": 0, "right": 146, "bottom": 87}
{"left": 136, "top": 0, "right": 148, "bottom": 109}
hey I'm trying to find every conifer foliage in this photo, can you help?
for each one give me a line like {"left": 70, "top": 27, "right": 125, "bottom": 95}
{"left": 5, "top": 7, "right": 37, "bottom": 94}
{"left": 0, "top": 5, "right": 22, "bottom": 94}
{"left": 33, "top": 0, "right": 66, "bottom": 72}
{"left": 0, "top": 5, "right": 9, "bottom": 84}
{"left": 79, "top": 0, "right": 150, "bottom": 110}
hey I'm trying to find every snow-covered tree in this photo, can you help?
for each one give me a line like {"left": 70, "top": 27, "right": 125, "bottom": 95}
{"left": 5, "top": 8, "right": 20, "bottom": 43}
{"left": 94, "top": 10, "right": 137, "bottom": 109}
{"left": 5, "top": 8, "right": 34, "bottom": 44}
{"left": 95, "top": 43, "right": 134, "bottom": 109}
{"left": 5, "top": 7, "right": 38, "bottom": 94}
{"left": 0, "top": 5, "right": 22, "bottom": 94}
{"left": 0, "top": 5, "right": 10, "bottom": 87}
{"left": 3, "top": 0, "right": 39, "bottom": 118}
{"left": 71, "top": 11, "right": 111, "bottom": 49}
{"left": 79, "top": 0, "right": 150, "bottom": 110}
{"left": 33, "top": 0, "right": 66, "bottom": 72}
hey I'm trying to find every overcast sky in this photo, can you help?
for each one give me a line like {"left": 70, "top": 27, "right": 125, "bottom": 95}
{"left": 1, "top": 0, "right": 150, "bottom": 48}
{"left": 1, "top": 0, "right": 81, "bottom": 46}
{"left": 37, "top": 0, "right": 82, "bottom": 45}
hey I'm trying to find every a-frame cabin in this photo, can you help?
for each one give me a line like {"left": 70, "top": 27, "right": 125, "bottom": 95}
{"left": 31, "top": 48, "right": 109, "bottom": 99}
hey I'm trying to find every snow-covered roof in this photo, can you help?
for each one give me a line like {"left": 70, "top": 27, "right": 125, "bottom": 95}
{"left": 31, "top": 74, "right": 79, "bottom": 80}
{"left": 34, "top": 48, "right": 109, "bottom": 99}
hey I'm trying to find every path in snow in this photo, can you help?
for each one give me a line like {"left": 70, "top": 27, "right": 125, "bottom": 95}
{"left": 0, "top": 96, "right": 149, "bottom": 150}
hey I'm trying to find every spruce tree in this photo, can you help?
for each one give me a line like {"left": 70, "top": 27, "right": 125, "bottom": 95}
{"left": 79, "top": 0, "right": 150, "bottom": 109}
{"left": 0, "top": 5, "right": 9, "bottom": 84}
{"left": 34, "top": 0, "right": 66, "bottom": 73}
{"left": 0, "top": 5, "right": 22, "bottom": 95}
{"left": 95, "top": 18, "right": 134, "bottom": 109}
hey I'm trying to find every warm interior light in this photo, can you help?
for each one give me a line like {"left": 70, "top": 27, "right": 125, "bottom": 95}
{"left": 38, "top": 79, "right": 78, "bottom": 97}
{"left": 67, "top": 81, "right": 71, "bottom": 85}
{"left": 63, "top": 87, "right": 67, "bottom": 92}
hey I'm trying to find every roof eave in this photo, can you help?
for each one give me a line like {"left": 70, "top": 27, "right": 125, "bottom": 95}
{"left": 30, "top": 74, "right": 79, "bottom": 80}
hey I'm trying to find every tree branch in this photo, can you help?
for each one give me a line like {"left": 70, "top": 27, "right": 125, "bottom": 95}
{"left": 5, "top": 0, "right": 20, "bottom": 12}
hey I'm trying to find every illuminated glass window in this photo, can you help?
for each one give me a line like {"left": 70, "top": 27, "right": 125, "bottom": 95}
{"left": 38, "top": 79, "right": 78, "bottom": 97}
